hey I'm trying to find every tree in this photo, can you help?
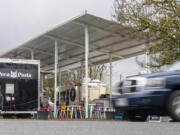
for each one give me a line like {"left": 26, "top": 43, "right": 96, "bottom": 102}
{"left": 113, "top": 0, "right": 180, "bottom": 71}
{"left": 43, "top": 64, "right": 107, "bottom": 102}
{"left": 61, "top": 64, "right": 107, "bottom": 83}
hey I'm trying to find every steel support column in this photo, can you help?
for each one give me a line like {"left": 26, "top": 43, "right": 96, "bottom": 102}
{"left": 59, "top": 67, "right": 61, "bottom": 104}
{"left": 85, "top": 26, "right": 89, "bottom": 119}
{"left": 81, "top": 61, "right": 84, "bottom": 101}
{"left": 54, "top": 40, "right": 58, "bottom": 118}
{"left": 31, "top": 49, "right": 34, "bottom": 60}
{"left": 109, "top": 55, "right": 112, "bottom": 93}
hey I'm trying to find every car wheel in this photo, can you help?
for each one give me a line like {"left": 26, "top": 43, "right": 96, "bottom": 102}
{"left": 126, "top": 111, "right": 147, "bottom": 122}
{"left": 168, "top": 91, "right": 180, "bottom": 122}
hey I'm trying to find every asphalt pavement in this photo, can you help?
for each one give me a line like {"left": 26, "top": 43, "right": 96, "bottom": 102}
{"left": 0, "top": 120, "right": 179, "bottom": 135}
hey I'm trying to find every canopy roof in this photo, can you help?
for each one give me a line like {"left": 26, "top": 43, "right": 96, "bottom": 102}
{"left": 0, "top": 12, "right": 147, "bottom": 72}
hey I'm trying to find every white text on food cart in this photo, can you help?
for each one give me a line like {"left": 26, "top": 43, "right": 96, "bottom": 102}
{"left": 0, "top": 70, "right": 32, "bottom": 79}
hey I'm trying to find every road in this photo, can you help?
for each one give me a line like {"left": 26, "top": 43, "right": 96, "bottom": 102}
{"left": 0, "top": 120, "right": 179, "bottom": 135}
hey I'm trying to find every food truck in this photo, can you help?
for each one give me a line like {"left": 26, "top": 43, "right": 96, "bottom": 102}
{"left": 0, "top": 59, "right": 40, "bottom": 118}
{"left": 59, "top": 80, "right": 107, "bottom": 106}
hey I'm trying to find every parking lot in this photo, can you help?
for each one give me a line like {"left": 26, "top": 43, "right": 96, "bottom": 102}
{"left": 0, "top": 120, "right": 179, "bottom": 135}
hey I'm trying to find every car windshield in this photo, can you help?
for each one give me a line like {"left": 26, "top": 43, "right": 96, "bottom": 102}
{"left": 166, "top": 62, "right": 180, "bottom": 72}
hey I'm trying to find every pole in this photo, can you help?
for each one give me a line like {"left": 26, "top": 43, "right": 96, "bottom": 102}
{"left": 41, "top": 74, "right": 44, "bottom": 91}
{"left": 145, "top": 51, "right": 148, "bottom": 72}
{"left": 109, "top": 55, "right": 112, "bottom": 93}
{"left": 31, "top": 49, "right": 34, "bottom": 60}
{"left": 145, "top": 35, "right": 150, "bottom": 73}
{"left": 54, "top": 40, "right": 58, "bottom": 118}
{"left": 81, "top": 61, "right": 83, "bottom": 101}
{"left": 59, "top": 67, "right": 61, "bottom": 104}
{"left": 85, "top": 26, "right": 89, "bottom": 119}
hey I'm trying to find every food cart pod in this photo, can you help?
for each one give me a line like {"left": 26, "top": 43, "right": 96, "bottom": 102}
{"left": 0, "top": 11, "right": 148, "bottom": 119}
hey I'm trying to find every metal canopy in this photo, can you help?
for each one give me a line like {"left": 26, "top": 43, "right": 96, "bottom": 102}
{"left": 0, "top": 11, "right": 149, "bottom": 119}
{"left": 0, "top": 12, "right": 147, "bottom": 71}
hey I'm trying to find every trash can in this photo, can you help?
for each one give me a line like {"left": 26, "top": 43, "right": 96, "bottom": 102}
{"left": 105, "top": 111, "right": 114, "bottom": 120}
{"left": 38, "top": 111, "right": 49, "bottom": 120}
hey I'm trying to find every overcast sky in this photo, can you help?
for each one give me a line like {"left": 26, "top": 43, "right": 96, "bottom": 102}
{"left": 0, "top": 0, "right": 143, "bottom": 87}
{"left": 0, "top": 0, "right": 113, "bottom": 54}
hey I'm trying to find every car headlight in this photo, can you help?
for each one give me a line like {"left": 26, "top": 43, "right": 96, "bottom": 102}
{"left": 146, "top": 78, "right": 165, "bottom": 88}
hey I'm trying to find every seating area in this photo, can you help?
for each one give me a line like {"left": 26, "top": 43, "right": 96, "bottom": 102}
{"left": 53, "top": 102, "right": 114, "bottom": 119}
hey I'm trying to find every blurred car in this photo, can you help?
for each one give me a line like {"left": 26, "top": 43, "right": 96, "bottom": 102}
{"left": 112, "top": 62, "right": 180, "bottom": 121}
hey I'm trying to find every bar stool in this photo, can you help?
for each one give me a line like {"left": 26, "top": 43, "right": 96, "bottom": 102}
{"left": 59, "top": 104, "right": 68, "bottom": 118}
{"left": 93, "top": 103, "right": 104, "bottom": 119}
{"left": 69, "top": 105, "right": 78, "bottom": 119}
{"left": 88, "top": 104, "right": 96, "bottom": 119}
{"left": 66, "top": 106, "right": 72, "bottom": 119}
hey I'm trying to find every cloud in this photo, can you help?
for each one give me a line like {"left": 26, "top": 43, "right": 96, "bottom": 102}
{"left": 0, "top": 0, "right": 113, "bottom": 54}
